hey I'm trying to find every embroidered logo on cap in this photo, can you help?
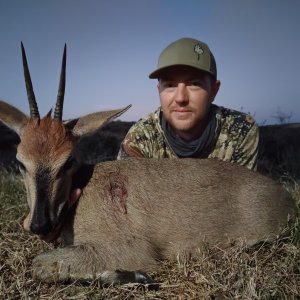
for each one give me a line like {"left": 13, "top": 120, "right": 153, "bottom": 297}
{"left": 194, "top": 44, "right": 204, "bottom": 60}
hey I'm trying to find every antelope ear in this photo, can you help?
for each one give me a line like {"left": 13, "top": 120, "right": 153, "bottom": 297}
{"left": 0, "top": 100, "right": 29, "bottom": 136}
{"left": 65, "top": 105, "right": 131, "bottom": 138}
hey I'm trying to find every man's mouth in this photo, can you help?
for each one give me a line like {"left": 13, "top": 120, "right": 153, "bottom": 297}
{"left": 172, "top": 109, "right": 193, "bottom": 119}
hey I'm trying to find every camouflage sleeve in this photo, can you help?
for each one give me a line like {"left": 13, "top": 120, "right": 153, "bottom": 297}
{"left": 232, "top": 122, "right": 259, "bottom": 170}
{"left": 117, "top": 131, "right": 145, "bottom": 160}
{"left": 116, "top": 117, "right": 158, "bottom": 159}
{"left": 210, "top": 108, "right": 259, "bottom": 170}
{"left": 117, "top": 110, "right": 170, "bottom": 160}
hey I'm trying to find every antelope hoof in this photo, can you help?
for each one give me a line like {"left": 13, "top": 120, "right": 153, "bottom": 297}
{"left": 32, "top": 252, "right": 69, "bottom": 283}
{"left": 100, "top": 269, "right": 159, "bottom": 289}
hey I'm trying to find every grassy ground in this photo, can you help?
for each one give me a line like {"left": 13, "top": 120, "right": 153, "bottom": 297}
{"left": 1, "top": 168, "right": 300, "bottom": 299}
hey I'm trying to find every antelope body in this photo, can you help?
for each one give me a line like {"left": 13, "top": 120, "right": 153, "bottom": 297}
{"left": 0, "top": 44, "right": 296, "bottom": 285}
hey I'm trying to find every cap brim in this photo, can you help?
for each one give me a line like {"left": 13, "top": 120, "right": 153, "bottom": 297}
{"left": 149, "top": 64, "right": 215, "bottom": 79}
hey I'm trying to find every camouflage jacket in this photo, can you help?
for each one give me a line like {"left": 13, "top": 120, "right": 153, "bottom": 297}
{"left": 117, "top": 105, "right": 259, "bottom": 170}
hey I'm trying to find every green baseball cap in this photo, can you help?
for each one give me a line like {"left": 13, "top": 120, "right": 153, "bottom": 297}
{"left": 149, "top": 37, "right": 217, "bottom": 79}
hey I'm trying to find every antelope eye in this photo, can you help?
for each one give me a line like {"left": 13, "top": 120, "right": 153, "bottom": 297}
{"left": 63, "top": 157, "right": 77, "bottom": 171}
{"left": 18, "top": 161, "right": 26, "bottom": 173}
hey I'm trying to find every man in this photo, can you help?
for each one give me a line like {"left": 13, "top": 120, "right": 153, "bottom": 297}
{"left": 117, "top": 37, "right": 258, "bottom": 170}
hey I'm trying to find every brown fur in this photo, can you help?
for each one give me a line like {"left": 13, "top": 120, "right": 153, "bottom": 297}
{"left": 32, "top": 159, "right": 297, "bottom": 285}
{"left": 18, "top": 117, "right": 74, "bottom": 165}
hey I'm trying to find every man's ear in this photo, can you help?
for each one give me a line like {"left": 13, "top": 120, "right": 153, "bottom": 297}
{"left": 157, "top": 80, "right": 160, "bottom": 92}
{"left": 211, "top": 80, "right": 221, "bottom": 102}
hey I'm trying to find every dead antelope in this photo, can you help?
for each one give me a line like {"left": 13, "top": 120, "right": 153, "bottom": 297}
{"left": 0, "top": 44, "right": 296, "bottom": 286}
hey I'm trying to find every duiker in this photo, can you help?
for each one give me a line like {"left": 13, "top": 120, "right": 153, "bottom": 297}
{"left": 0, "top": 44, "right": 296, "bottom": 285}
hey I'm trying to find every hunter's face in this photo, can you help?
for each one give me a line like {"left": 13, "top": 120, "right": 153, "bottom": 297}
{"left": 158, "top": 66, "right": 220, "bottom": 141}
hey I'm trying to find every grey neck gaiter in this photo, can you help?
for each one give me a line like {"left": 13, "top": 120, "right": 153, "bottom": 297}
{"left": 161, "top": 105, "right": 217, "bottom": 158}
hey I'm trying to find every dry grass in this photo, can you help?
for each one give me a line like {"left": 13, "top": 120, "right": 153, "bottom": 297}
{"left": 1, "top": 169, "right": 300, "bottom": 299}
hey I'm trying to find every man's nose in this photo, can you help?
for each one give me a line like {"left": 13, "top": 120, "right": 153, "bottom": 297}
{"left": 174, "top": 83, "right": 188, "bottom": 103}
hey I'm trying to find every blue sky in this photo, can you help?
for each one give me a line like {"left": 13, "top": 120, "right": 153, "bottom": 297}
{"left": 0, "top": 0, "right": 299, "bottom": 124}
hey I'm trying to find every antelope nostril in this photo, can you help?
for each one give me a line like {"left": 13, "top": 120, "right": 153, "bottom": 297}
{"left": 30, "top": 221, "right": 52, "bottom": 235}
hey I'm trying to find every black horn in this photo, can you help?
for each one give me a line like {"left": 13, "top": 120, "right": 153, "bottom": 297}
{"left": 21, "top": 42, "right": 40, "bottom": 119}
{"left": 54, "top": 44, "right": 67, "bottom": 120}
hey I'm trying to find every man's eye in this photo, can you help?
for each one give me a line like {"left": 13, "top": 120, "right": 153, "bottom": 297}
{"left": 188, "top": 81, "right": 203, "bottom": 90}
{"left": 163, "top": 82, "right": 174, "bottom": 88}
{"left": 191, "top": 81, "right": 202, "bottom": 86}
{"left": 162, "top": 82, "right": 176, "bottom": 91}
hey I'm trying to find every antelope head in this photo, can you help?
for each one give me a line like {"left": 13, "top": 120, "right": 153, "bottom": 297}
{"left": 0, "top": 43, "right": 130, "bottom": 237}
